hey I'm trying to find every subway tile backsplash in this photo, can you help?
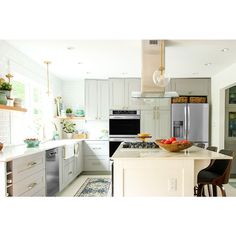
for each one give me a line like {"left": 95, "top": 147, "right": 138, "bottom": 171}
{"left": 0, "top": 110, "right": 11, "bottom": 145}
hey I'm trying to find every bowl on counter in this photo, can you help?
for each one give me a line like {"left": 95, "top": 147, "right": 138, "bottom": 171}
{"left": 155, "top": 140, "right": 193, "bottom": 152}
{"left": 0, "top": 142, "right": 3, "bottom": 151}
{"left": 24, "top": 139, "right": 40, "bottom": 148}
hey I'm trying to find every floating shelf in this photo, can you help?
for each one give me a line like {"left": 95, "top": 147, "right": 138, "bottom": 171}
{"left": 0, "top": 104, "right": 27, "bottom": 112}
{"left": 55, "top": 116, "right": 85, "bottom": 120}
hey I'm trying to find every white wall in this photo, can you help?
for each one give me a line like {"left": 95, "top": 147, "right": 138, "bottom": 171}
{"left": 61, "top": 80, "right": 84, "bottom": 111}
{"left": 0, "top": 40, "right": 62, "bottom": 145}
{"left": 211, "top": 62, "right": 236, "bottom": 148}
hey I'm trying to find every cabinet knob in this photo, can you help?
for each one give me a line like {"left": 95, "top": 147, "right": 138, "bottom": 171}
{"left": 28, "top": 182, "right": 37, "bottom": 190}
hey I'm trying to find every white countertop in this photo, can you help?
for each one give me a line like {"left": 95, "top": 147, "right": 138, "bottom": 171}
{"left": 0, "top": 139, "right": 81, "bottom": 162}
{"left": 0, "top": 138, "right": 110, "bottom": 162}
{"left": 111, "top": 144, "right": 232, "bottom": 160}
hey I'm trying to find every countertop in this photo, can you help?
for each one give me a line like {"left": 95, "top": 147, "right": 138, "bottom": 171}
{"left": 111, "top": 144, "right": 233, "bottom": 160}
{"left": 0, "top": 138, "right": 108, "bottom": 162}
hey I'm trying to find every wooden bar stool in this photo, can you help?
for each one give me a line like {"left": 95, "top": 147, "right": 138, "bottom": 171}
{"left": 196, "top": 149, "right": 234, "bottom": 197}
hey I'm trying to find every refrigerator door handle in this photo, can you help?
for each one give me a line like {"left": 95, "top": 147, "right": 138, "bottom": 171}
{"left": 188, "top": 105, "right": 190, "bottom": 137}
{"left": 184, "top": 105, "right": 187, "bottom": 139}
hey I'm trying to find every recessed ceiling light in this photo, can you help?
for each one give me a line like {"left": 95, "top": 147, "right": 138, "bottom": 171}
{"left": 122, "top": 72, "right": 128, "bottom": 75}
{"left": 77, "top": 62, "right": 83, "bottom": 65}
{"left": 204, "top": 63, "right": 212, "bottom": 66}
{"left": 86, "top": 72, "right": 91, "bottom": 74}
{"left": 221, "top": 48, "right": 229, "bottom": 52}
{"left": 67, "top": 46, "right": 75, "bottom": 50}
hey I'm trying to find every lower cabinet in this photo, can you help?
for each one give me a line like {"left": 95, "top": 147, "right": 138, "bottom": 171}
{"left": 60, "top": 142, "right": 83, "bottom": 191}
{"left": 61, "top": 157, "right": 76, "bottom": 189}
{"left": 83, "top": 141, "right": 110, "bottom": 171}
{"left": 6, "top": 152, "right": 46, "bottom": 197}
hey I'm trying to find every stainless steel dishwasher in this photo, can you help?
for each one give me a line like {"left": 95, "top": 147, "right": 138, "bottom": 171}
{"left": 46, "top": 147, "right": 60, "bottom": 196}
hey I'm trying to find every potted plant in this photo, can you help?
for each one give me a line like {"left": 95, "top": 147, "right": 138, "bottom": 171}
{"left": 0, "top": 81, "right": 12, "bottom": 99}
{"left": 61, "top": 120, "right": 76, "bottom": 139}
{"left": 66, "top": 108, "right": 73, "bottom": 117}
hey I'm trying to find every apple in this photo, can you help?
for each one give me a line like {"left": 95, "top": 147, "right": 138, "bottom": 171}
{"left": 164, "top": 140, "right": 172, "bottom": 144}
{"left": 169, "top": 137, "right": 177, "bottom": 142}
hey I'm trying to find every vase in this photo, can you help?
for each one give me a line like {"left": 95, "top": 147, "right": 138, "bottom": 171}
{"left": 0, "top": 90, "right": 11, "bottom": 99}
{"left": 66, "top": 133, "right": 73, "bottom": 139}
{"left": 0, "top": 92, "right": 7, "bottom": 105}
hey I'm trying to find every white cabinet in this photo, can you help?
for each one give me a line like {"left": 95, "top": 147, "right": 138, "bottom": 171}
{"left": 85, "top": 79, "right": 109, "bottom": 120}
{"left": 60, "top": 145, "right": 77, "bottom": 191}
{"left": 75, "top": 142, "right": 83, "bottom": 175}
{"left": 171, "top": 78, "right": 210, "bottom": 96}
{"left": 83, "top": 141, "right": 109, "bottom": 171}
{"left": 5, "top": 152, "right": 46, "bottom": 197}
{"left": 141, "top": 99, "right": 171, "bottom": 141}
{"left": 109, "top": 78, "right": 141, "bottom": 109}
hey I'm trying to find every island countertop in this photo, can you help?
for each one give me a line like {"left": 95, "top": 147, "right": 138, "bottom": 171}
{"left": 111, "top": 144, "right": 232, "bottom": 160}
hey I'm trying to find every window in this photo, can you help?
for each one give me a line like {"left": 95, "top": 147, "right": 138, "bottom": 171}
{"left": 229, "top": 86, "right": 236, "bottom": 104}
{"left": 11, "top": 80, "right": 26, "bottom": 103}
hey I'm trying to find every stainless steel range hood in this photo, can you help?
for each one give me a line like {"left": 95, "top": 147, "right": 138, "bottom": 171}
{"left": 132, "top": 40, "right": 178, "bottom": 98}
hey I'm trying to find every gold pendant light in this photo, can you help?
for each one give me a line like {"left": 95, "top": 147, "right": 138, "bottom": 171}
{"left": 44, "top": 61, "right": 51, "bottom": 96}
{"left": 152, "top": 40, "right": 170, "bottom": 87}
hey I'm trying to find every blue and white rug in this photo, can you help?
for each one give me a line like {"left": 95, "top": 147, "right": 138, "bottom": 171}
{"left": 75, "top": 177, "right": 111, "bottom": 197}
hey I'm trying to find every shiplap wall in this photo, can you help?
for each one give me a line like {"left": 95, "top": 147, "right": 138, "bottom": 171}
{"left": 0, "top": 40, "right": 62, "bottom": 145}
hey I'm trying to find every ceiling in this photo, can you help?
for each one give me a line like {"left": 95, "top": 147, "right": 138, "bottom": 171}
{"left": 7, "top": 40, "right": 236, "bottom": 81}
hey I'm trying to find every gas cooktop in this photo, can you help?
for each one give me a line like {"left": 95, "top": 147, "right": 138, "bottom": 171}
{"left": 122, "top": 142, "right": 159, "bottom": 149}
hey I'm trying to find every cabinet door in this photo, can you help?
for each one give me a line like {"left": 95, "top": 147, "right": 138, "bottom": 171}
{"left": 141, "top": 109, "right": 157, "bottom": 141}
{"left": 125, "top": 78, "right": 141, "bottom": 109}
{"left": 109, "top": 79, "right": 125, "bottom": 109}
{"left": 174, "top": 78, "right": 209, "bottom": 96}
{"left": 156, "top": 109, "right": 171, "bottom": 139}
{"left": 75, "top": 142, "right": 83, "bottom": 176}
{"left": 85, "top": 80, "right": 98, "bottom": 120}
{"left": 98, "top": 80, "right": 109, "bottom": 120}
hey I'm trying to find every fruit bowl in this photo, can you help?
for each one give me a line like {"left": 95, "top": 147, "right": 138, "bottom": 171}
{"left": 24, "top": 139, "right": 40, "bottom": 148}
{"left": 155, "top": 140, "right": 193, "bottom": 152}
{"left": 0, "top": 142, "right": 3, "bottom": 151}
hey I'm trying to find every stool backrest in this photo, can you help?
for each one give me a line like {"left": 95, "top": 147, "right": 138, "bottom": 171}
{"left": 206, "top": 146, "right": 218, "bottom": 152}
{"left": 209, "top": 149, "right": 234, "bottom": 184}
{"left": 196, "top": 143, "right": 205, "bottom": 149}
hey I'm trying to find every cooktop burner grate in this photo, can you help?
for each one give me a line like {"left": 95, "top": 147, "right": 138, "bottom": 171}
{"left": 122, "top": 142, "right": 159, "bottom": 149}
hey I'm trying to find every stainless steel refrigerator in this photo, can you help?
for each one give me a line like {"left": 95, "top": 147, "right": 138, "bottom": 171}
{"left": 171, "top": 103, "right": 209, "bottom": 145}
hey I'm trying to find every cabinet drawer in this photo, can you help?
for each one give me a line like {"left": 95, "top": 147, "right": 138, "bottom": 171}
{"left": 63, "top": 160, "right": 75, "bottom": 185}
{"left": 12, "top": 152, "right": 45, "bottom": 183}
{"left": 84, "top": 141, "right": 109, "bottom": 156}
{"left": 32, "top": 188, "right": 46, "bottom": 197}
{"left": 84, "top": 159, "right": 109, "bottom": 171}
{"left": 10, "top": 170, "right": 45, "bottom": 197}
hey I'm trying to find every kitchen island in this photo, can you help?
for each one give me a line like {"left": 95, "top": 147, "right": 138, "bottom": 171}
{"left": 111, "top": 144, "right": 232, "bottom": 197}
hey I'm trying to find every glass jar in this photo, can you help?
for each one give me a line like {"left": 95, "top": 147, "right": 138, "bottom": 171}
{"left": 0, "top": 92, "right": 7, "bottom": 105}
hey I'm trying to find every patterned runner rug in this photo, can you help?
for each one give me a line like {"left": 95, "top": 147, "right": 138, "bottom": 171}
{"left": 74, "top": 177, "right": 111, "bottom": 197}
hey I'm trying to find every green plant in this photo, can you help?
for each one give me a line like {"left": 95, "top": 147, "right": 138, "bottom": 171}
{"left": 66, "top": 108, "right": 73, "bottom": 114}
{"left": 0, "top": 82, "right": 12, "bottom": 91}
{"left": 61, "top": 120, "right": 76, "bottom": 133}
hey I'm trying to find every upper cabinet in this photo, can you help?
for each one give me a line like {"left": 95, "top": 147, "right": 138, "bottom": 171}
{"left": 170, "top": 78, "right": 211, "bottom": 96}
{"left": 85, "top": 79, "right": 109, "bottom": 120}
{"left": 109, "top": 78, "right": 141, "bottom": 110}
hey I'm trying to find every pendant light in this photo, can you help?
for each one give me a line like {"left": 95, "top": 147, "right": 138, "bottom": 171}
{"left": 152, "top": 40, "right": 170, "bottom": 87}
{"left": 44, "top": 61, "right": 51, "bottom": 96}
{"left": 6, "top": 59, "right": 13, "bottom": 83}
